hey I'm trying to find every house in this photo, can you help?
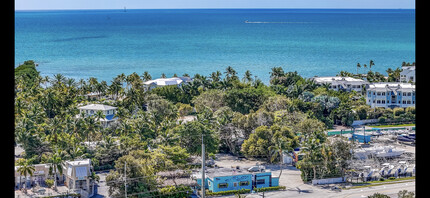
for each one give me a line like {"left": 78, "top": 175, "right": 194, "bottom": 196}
{"left": 311, "top": 76, "right": 368, "bottom": 92}
{"left": 77, "top": 104, "right": 118, "bottom": 126}
{"left": 365, "top": 83, "right": 415, "bottom": 109}
{"left": 400, "top": 66, "right": 415, "bottom": 83}
{"left": 192, "top": 167, "right": 279, "bottom": 193}
{"left": 15, "top": 164, "right": 50, "bottom": 189}
{"left": 62, "top": 159, "right": 94, "bottom": 198}
{"left": 143, "top": 77, "right": 192, "bottom": 91}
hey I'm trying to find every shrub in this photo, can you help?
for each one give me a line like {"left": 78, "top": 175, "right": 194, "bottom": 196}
{"left": 378, "top": 117, "right": 386, "bottom": 123}
{"left": 388, "top": 177, "right": 396, "bottom": 180}
{"left": 379, "top": 177, "right": 385, "bottom": 181}
{"left": 206, "top": 189, "right": 251, "bottom": 196}
{"left": 254, "top": 186, "right": 286, "bottom": 192}
{"left": 45, "top": 179, "right": 54, "bottom": 188}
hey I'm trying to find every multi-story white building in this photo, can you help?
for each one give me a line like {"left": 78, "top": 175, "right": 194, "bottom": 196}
{"left": 311, "top": 76, "right": 368, "bottom": 92}
{"left": 400, "top": 66, "right": 415, "bottom": 83}
{"left": 143, "top": 76, "right": 192, "bottom": 91}
{"left": 77, "top": 104, "right": 118, "bottom": 127}
{"left": 63, "top": 159, "right": 94, "bottom": 197}
{"left": 366, "top": 83, "right": 415, "bottom": 109}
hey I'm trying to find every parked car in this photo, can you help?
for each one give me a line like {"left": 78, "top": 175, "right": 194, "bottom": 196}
{"left": 248, "top": 166, "right": 265, "bottom": 172}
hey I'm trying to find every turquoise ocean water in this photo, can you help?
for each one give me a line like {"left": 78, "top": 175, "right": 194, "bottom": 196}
{"left": 15, "top": 9, "right": 415, "bottom": 84}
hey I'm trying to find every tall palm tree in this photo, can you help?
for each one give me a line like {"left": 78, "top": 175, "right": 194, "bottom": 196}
{"left": 48, "top": 149, "right": 65, "bottom": 190}
{"left": 270, "top": 67, "right": 285, "bottom": 78}
{"left": 141, "top": 71, "right": 152, "bottom": 81}
{"left": 356, "top": 63, "right": 361, "bottom": 74}
{"left": 161, "top": 73, "right": 167, "bottom": 78}
{"left": 16, "top": 159, "right": 35, "bottom": 190}
{"left": 224, "top": 66, "right": 237, "bottom": 81}
{"left": 369, "top": 60, "right": 375, "bottom": 72}
{"left": 210, "top": 71, "right": 222, "bottom": 83}
{"left": 242, "top": 70, "right": 253, "bottom": 83}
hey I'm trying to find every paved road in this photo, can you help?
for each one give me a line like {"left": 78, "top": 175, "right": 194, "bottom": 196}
{"left": 239, "top": 181, "right": 415, "bottom": 198}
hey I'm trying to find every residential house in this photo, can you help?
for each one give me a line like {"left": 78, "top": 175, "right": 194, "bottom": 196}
{"left": 77, "top": 104, "right": 118, "bottom": 127}
{"left": 365, "top": 83, "right": 415, "bottom": 109}
{"left": 15, "top": 164, "right": 50, "bottom": 189}
{"left": 143, "top": 77, "right": 192, "bottom": 91}
{"left": 400, "top": 66, "right": 415, "bottom": 83}
{"left": 62, "top": 159, "right": 94, "bottom": 198}
{"left": 312, "top": 76, "right": 368, "bottom": 93}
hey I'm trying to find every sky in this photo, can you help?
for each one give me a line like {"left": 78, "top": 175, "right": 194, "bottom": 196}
{"left": 15, "top": 0, "right": 415, "bottom": 10}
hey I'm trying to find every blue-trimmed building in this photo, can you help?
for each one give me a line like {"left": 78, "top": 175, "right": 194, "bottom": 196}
{"left": 192, "top": 167, "right": 279, "bottom": 193}
{"left": 77, "top": 104, "right": 118, "bottom": 127}
{"left": 366, "top": 83, "right": 415, "bottom": 109}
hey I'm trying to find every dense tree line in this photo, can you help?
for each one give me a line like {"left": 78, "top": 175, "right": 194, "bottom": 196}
{"left": 14, "top": 60, "right": 415, "bottom": 195}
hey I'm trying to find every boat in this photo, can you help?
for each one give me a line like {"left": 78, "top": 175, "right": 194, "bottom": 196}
{"left": 397, "top": 134, "right": 415, "bottom": 142}
{"left": 375, "top": 147, "right": 404, "bottom": 158}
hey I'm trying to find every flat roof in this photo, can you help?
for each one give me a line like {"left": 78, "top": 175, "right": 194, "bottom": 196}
{"left": 312, "top": 76, "right": 366, "bottom": 83}
{"left": 78, "top": 104, "right": 118, "bottom": 111}
{"left": 367, "top": 83, "right": 415, "bottom": 89}
{"left": 193, "top": 167, "right": 269, "bottom": 179}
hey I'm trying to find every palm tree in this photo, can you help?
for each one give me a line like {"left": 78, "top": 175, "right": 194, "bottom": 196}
{"left": 141, "top": 71, "right": 152, "bottom": 81}
{"left": 161, "top": 73, "right": 167, "bottom": 78}
{"left": 369, "top": 60, "right": 375, "bottom": 72}
{"left": 270, "top": 67, "right": 284, "bottom": 78}
{"left": 48, "top": 149, "right": 65, "bottom": 190}
{"left": 16, "top": 159, "right": 35, "bottom": 191}
{"left": 242, "top": 70, "right": 253, "bottom": 83}
{"left": 224, "top": 66, "right": 237, "bottom": 81}
{"left": 210, "top": 71, "right": 222, "bottom": 83}
{"left": 356, "top": 63, "right": 361, "bottom": 74}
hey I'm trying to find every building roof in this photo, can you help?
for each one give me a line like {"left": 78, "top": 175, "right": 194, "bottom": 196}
{"left": 66, "top": 159, "right": 91, "bottom": 167}
{"left": 192, "top": 167, "right": 268, "bottom": 179}
{"left": 144, "top": 77, "right": 192, "bottom": 86}
{"left": 312, "top": 76, "right": 367, "bottom": 83}
{"left": 367, "top": 83, "right": 415, "bottom": 90}
{"left": 401, "top": 66, "right": 415, "bottom": 75}
{"left": 78, "top": 104, "right": 117, "bottom": 111}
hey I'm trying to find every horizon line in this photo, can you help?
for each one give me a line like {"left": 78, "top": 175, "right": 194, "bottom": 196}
{"left": 15, "top": 7, "right": 416, "bottom": 11}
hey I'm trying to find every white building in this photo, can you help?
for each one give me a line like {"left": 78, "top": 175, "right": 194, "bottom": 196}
{"left": 63, "top": 159, "right": 94, "bottom": 197}
{"left": 143, "top": 76, "right": 192, "bottom": 91}
{"left": 400, "top": 66, "right": 415, "bottom": 83}
{"left": 77, "top": 104, "right": 118, "bottom": 126}
{"left": 366, "top": 83, "right": 415, "bottom": 109}
{"left": 311, "top": 76, "right": 368, "bottom": 92}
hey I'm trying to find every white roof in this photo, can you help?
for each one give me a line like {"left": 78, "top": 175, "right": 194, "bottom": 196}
{"left": 312, "top": 76, "right": 367, "bottom": 83}
{"left": 66, "top": 159, "right": 91, "bottom": 167}
{"left": 144, "top": 77, "right": 183, "bottom": 86}
{"left": 367, "top": 83, "right": 415, "bottom": 90}
{"left": 78, "top": 104, "right": 117, "bottom": 111}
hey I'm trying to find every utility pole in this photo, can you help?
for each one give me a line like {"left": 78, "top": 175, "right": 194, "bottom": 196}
{"left": 201, "top": 134, "right": 206, "bottom": 198}
{"left": 124, "top": 161, "right": 127, "bottom": 198}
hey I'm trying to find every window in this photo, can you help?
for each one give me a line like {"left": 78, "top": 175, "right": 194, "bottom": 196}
{"left": 373, "top": 100, "right": 375, "bottom": 103}
{"left": 382, "top": 92, "right": 385, "bottom": 96}
{"left": 218, "top": 183, "right": 228, "bottom": 188}
{"left": 403, "top": 100, "right": 406, "bottom": 104}
{"left": 208, "top": 181, "right": 211, "bottom": 187}
{"left": 377, "top": 100, "right": 380, "bottom": 104}
{"left": 408, "top": 92, "right": 412, "bottom": 96}
{"left": 90, "top": 110, "right": 94, "bottom": 114}
{"left": 333, "top": 85, "right": 337, "bottom": 89}
{"left": 256, "top": 179, "right": 265, "bottom": 185}
{"left": 382, "top": 100, "right": 385, "bottom": 104}
{"left": 403, "top": 92, "right": 406, "bottom": 96}
{"left": 234, "top": 182, "right": 238, "bottom": 187}
{"left": 239, "top": 181, "right": 249, "bottom": 186}
{"left": 357, "top": 85, "right": 361, "bottom": 88}
{"left": 377, "top": 92, "right": 381, "bottom": 96}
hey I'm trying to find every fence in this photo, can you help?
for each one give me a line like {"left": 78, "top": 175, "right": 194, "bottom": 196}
{"left": 346, "top": 172, "right": 414, "bottom": 183}
{"left": 312, "top": 177, "right": 346, "bottom": 185}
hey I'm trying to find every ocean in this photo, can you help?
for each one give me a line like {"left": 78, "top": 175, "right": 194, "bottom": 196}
{"left": 15, "top": 9, "right": 415, "bottom": 84}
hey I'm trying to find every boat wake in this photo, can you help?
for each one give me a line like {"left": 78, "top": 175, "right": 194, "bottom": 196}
{"left": 244, "top": 20, "right": 313, "bottom": 24}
